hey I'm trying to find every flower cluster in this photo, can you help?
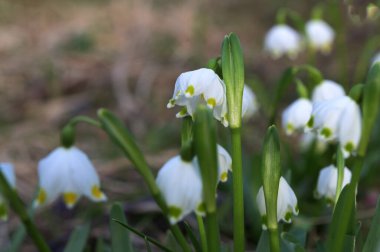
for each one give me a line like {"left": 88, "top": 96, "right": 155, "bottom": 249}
{"left": 167, "top": 68, "right": 257, "bottom": 127}
{"left": 264, "top": 19, "right": 335, "bottom": 59}
{"left": 156, "top": 145, "right": 232, "bottom": 224}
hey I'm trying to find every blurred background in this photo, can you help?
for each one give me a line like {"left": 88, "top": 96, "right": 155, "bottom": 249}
{"left": 0, "top": 0, "right": 379, "bottom": 251}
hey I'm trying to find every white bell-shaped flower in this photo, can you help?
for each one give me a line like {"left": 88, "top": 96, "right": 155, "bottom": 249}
{"left": 310, "top": 96, "right": 361, "bottom": 156}
{"left": 282, "top": 98, "right": 313, "bottom": 135}
{"left": 242, "top": 85, "right": 258, "bottom": 119}
{"left": 315, "top": 165, "right": 352, "bottom": 203}
{"left": 34, "top": 147, "right": 107, "bottom": 209}
{"left": 305, "top": 20, "right": 335, "bottom": 54}
{"left": 167, "top": 68, "right": 225, "bottom": 118}
{"left": 217, "top": 145, "right": 232, "bottom": 182}
{"left": 256, "top": 177, "right": 299, "bottom": 230}
{"left": 264, "top": 24, "right": 302, "bottom": 59}
{"left": 0, "top": 163, "right": 16, "bottom": 220}
{"left": 156, "top": 156, "right": 203, "bottom": 224}
{"left": 311, "top": 80, "right": 345, "bottom": 103}
{"left": 371, "top": 52, "right": 380, "bottom": 67}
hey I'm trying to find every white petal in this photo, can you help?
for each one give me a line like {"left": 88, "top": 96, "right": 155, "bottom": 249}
{"left": 306, "top": 20, "right": 335, "bottom": 53}
{"left": 311, "top": 80, "right": 345, "bottom": 103}
{"left": 338, "top": 98, "right": 361, "bottom": 155}
{"left": 264, "top": 25, "right": 302, "bottom": 59}
{"left": 242, "top": 85, "right": 258, "bottom": 118}
{"left": 217, "top": 145, "right": 232, "bottom": 182}
{"left": 0, "top": 163, "right": 16, "bottom": 188}
{"left": 316, "top": 165, "right": 352, "bottom": 201}
{"left": 282, "top": 98, "right": 312, "bottom": 135}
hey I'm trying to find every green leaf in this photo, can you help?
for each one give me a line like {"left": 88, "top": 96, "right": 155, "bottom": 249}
{"left": 281, "top": 232, "right": 306, "bottom": 252}
{"left": 112, "top": 219, "right": 172, "bottom": 252}
{"left": 256, "top": 231, "right": 270, "bottom": 252}
{"left": 183, "top": 222, "right": 202, "bottom": 252}
{"left": 63, "top": 223, "right": 91, "bottom": 252}
{"left": 110, "top": 203, "right": 134, "bottom": 252}
{"left": 363, "top": 197, "right": 380, "bottom": 252}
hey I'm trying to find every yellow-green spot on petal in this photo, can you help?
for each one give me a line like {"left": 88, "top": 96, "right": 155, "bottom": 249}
{"left": 91, "top": 185, "right": 103, "bottom": 199}
{"left": 285, "top": 212, "right": 292, "bottom": 222}
{"left": 178, "top": 107, "right": 187, "bottom": 116}
{"left": 207, "top": 98, "right": 216, "bottom": 108}
{"left": 295, "top": 204, "right": 299, "bottom": 214}
{"left": 196, "top": 202, "right": 206, "bottom": 214}
{"left": 307, "top": 116, "right": 314, "bottom": 128}
{"left": 168, "top": 206, "right": 182, "bottom": 219}
{"left": 345, "top": 142, "right": 355, "bottom": 153}
{"left": 36, "top": 188, "right": 47, "bottom": 204}
{"left": 321, "top": 127, "right": 332, "bottom": 138}
{"left": 220, "top": 172, "right": 228, "bottom": 182}
{"left": 185, "top": 85, "right": 195, "bottom": 96}
{"left": 286, "top": 123, "right": 294, "bottom": 133}
{"left": 261, "top": 215, "right": 267, "bottom": 225}
{"left": 63, "top": 192, "right": 78, "bottom": 206}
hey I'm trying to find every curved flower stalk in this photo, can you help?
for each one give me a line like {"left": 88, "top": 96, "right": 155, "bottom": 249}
{"left": 315, "top": 165, "right": 352, "bottom": 204}
{"left": 264, "top": 24, "right": 303, "bottom": 59}
{"left": 311, "top": 80, "right": 345, "bottom": 103}
{"left": 309, "top": 96, "right": 362, "bottom": 156}
{"left": 282, "top": 98, "right": 313, "bottom": 135}
{"left": 34, "top": 147, "right": 107, "bottom": 209}
{"left": 256, "top": 177, "right": 299, "bottom": 230}
{"left": 305, "top": 19, "right": 335, "bottom": 54}
{"left": 0, "top": 163, "right": 16, "bottom": 220}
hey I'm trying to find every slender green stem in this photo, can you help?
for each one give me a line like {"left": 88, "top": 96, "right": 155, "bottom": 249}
{"left": 204, "top": 211, "right": 220, "bottom": 252}
{"left": 68, "top": 115, "right": 102, "bottom": 128}
{"left": 231, "top": 127, "right": 245, "bottom": 252}
{"left": 268, "top": 228, "right": 280, "bottom": 252}
{"left": 0, "top": 172, "right": 51, "bottom": 252}
{"left": 196, "top": 215, "right": 208, "bottom": 252}
{"left": 334, "top": 147, "right": 345, "bottom": 205}
{"left": 170, "top": 225, "right": 191, "bottom": 252}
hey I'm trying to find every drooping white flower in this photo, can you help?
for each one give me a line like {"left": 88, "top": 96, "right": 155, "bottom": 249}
{"left": 167, "top": 68, "right": 225, "bottom": 119}
{"left": 34, "top": 147, "right": 107, "bottom": 209}
{"left": 315, "top": 165, "right": 352, "bottom": 203}
{"left": 256, "top": 177, "right": 299, "bottom": 229}
{"left": 264, "top": 24, "right": 302, "bottom": 59}
{"left": 311, "top": 80, "right": 345, "bottom": 103}
{"left": 299, "top": 131, "right": 327, "bottom": 153}
{"left": 156, "top": 156, "right": 203, "bottom": 224}
{"left": 0, "top": 163, "right": 16, "bottom": 220}
{"left": 242, "top": 85, "right": 258, "bottom": 119}
{"left": 371, "top": 52, "right": 380, "bottom": 67}
{"left": 305, "top": 20, "right": 335, "bottom": 54}
{"left": 282, "top": 98, "right": 313, "bottom": 135}
{"left": 216, "top": 145, "right": 232, "bottom": 182}
{"left": 309, "top": 96, "right": 362, "bottom": 156}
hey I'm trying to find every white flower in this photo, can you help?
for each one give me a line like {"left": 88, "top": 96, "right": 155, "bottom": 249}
{"left": 256, "top": 177, "right": 298, "bottom": 230}
{"left": 242, "top": 85, "right": 258, "bottom": 119}
{"left": 315, "top": 165, "right": 352, "bottom": 203}
{"left": 264, "top": 24, "right": 302, "bottom": 59}
{"left": 371, "top": 52, "right": 380, "bottom": 67}
{"left": 156, "top": 156, "right": 203, "bottom": 224}
{"left": 0, "top": 163, "right": 16, "bottom": 220}
{"left": 311, "top": 80, "right": 345, "bottom": 103}
{"left": 282, "top": 98, "right": 313, "bottom": 135}
{"left": 34, "top": 147, "right": 107, "bottom": 209}
{"left": 167, "top": 68, "right": 225, "bottom": 118}
{"left": 310, "top": 96, "right": 362, "bottom": 156}
{"left": 305, "top": 20, "right": 335, "bottom": 54}
{"left": 299, "top": 132, "right": 327, "bottom": 153}
{"left": 217, "top": 145, "right": 232, "bottom": 182}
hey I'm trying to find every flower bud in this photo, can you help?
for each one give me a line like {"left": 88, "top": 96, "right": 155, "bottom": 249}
{"left": 282, "top": 98, "right": 312, "bottom": 135}
{"left": 264, "top": 25, "right": 302, "bottom": 59}
{"left": 305, "top": 20, "right": 335, "bottom": 54}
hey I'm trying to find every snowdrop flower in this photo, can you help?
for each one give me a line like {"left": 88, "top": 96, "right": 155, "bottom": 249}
{"left": 264, "top": 24, "right": 302, "bottom": 59}
{"left": 242, "top": 85, "right": 258, "bottom": 119}
{"left": 216, "top": 145, "right": 232, "bottom": 182}
{"left": 156, "top": 156, "right": 203, "bottom": 224}
{"left": 34, "top": 147, "right": 107, "bottom": 209}
{"left": 315, "top": 165, "right": 352, "bottom": 203}
{"left": 305, "top": 20, "right": 335, "bottom": 54}
{"left": 282, "top": 98, "right": 313, "bottom": 135}
{"left": 310, "top": 96, "right": 361, "bottom": 156}
{"left": 167, "top": 68, "right": 225, "bottom": 118}
{"left": 0, "top": 163, "right": 16, "bottom": 220}
{"left": 311, "top": 80, "right": 345, "bottom": 103}
{"left": 371, "top": 52, "right": 380, "bottom": 67}
{"left": 256, "top": 177, "right": 299, "bottom": 229}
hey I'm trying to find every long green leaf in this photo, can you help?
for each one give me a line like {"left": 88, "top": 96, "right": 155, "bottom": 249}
{"left": 63, "top": 223, "right": 91, "bottom": 252}
{"left": 363, "top": 197, "right": 380, "bottom": 252}
{"left": 110, "top": 203, "right": 134, "bottom": 252}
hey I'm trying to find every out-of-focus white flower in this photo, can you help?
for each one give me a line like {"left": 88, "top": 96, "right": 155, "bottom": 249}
{"left": 305, "top": 20, "right": 335, "bottom": 54}
{"left": 371, "top": 52, "right": 380, "bottom": 67}
{"left": 311, "top": 80, "right": 345, "bottom": 103}
{"left": 242, "top": 85, "right": 258, "bottom": 119}
{"left": 167, "top": 68, "right": 225, "bottom": 118}
{"left": 156, "top": 156, "right": 204, "bottom": 224}
{"left": 34, "top": 147, "right": 107, "bottom": 209}
{"left": 282, "top": 98, "right": 313, "bottom": 135}
{"left": 0, "top": 163, "right": 16, "bottom": 220}
{"left": 264, "top": 24, "right": 302, "bottom": 59}
{"left": 315, "top": 165, "right": 352, "bottom": 203}
{"left": 310, "top": 96, "right": 361, "bottom": 156}
{"left": 256, "top": 177, "right": 299, "bottom": 229}
{"left": 216, "top": 145, "right": 232, "bottom": 182}
{"left": 299, "top": 132, "right": 328, "bottom": 153}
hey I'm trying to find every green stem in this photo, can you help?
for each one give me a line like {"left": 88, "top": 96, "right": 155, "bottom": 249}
{"left": 268, "top": 228, "right": 280, "bottom": 252}
{"left": 231, "top": 127, "right": 245, "bottom": 252}
{"left": 196, "top": 215, "right": 208, "bottom": 252}
{"left": 0, "top": 173, "right": 51, "bottom": 252}
{"left": 334, "top": 147, "right": 345, "bottom": 206}
{"left": 170, "top": 225, "right": 191, "bottom": 252}
{"left": 68, "top": 115, "right": 102, "bottom": 128}
{"left": 204, "top": 211, "right": 220, "bottom": 252}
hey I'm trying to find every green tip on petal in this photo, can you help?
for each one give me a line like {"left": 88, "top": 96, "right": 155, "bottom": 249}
{"left": 207, "top": 98, "right": 216, "bottom": 108}
{"left": 321, "top": 127, "right": 332, "bottom": 138}
{"left": 284, "top": 212, "right": 292, "bottom": 222}
{"left": 196, "top": 202, "right": 206, "bottom": 215}
{"left": 307, "top": 116, "right": 314, "bottom": 128}
{"left": 185, "top": 85, "right": 195, "bottom": 96}
{"left": 345, "top": 142, "right": 355, "bottom": 152}
{"left": 220, "top": 172, "right": 228, "bottom": 182}
{"left": 286, "top": 123, "right": 294, "bottom": 134}
{"left": 168, "top": 206, "right": 182, "bottom": 220}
